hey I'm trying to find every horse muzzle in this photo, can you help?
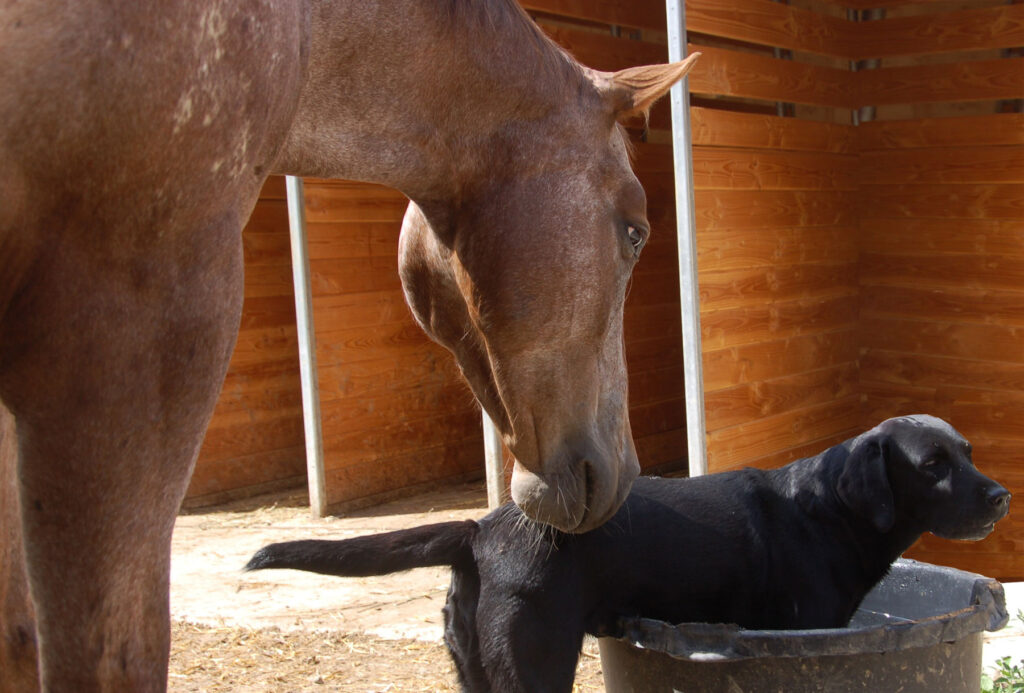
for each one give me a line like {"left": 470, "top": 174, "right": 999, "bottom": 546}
{"left": 509, "top": 442, "right": 639, "bottom": 533}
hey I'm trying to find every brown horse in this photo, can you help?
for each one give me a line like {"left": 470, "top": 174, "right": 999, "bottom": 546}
{"left": 0, "top": 0, "right": 697, "bottom": 689}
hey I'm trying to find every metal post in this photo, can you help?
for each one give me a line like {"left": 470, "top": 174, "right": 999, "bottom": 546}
{"left": 483, "top": 411, "right": 506, "bottom": 509}
{"left": 286, "top": 176, "right": 328, "bottom": 517}
{"left": 666, "top": 0, "right": 708, "bottom": 477}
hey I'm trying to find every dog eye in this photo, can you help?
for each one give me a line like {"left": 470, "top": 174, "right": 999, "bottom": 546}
{"left": 921, "top": 459, "right": 939, "bottom": 469}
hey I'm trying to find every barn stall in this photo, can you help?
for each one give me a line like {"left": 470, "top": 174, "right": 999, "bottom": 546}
{"left": 182, "top": 0, "right": 1024, "bottom": 580}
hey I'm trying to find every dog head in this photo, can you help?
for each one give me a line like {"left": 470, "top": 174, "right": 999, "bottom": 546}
{"left": 837, "top": 415, "right": 1010, "bottom": 539}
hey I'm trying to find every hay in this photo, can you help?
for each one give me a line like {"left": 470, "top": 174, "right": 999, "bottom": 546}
{"left": 170, "top": 621, "right": 605, "bottom": 692}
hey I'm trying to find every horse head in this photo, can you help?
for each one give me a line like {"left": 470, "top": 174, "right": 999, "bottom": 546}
{"left": 399, "top": 55, "right": 699, "bottom": 532}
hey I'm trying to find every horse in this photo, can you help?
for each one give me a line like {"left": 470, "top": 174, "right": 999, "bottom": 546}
{"left": 0, "top": 0, "right": 697, "bottom": 689}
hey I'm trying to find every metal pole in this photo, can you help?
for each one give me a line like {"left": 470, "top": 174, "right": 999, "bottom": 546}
{"left": 482, "top": 411, "right": 506, "bottom": 509}
{"left": 665, "top": 0, "right": 708, "bottom": 477}
{"left": 286, "top": 176, "right": 328, "bottom": 517}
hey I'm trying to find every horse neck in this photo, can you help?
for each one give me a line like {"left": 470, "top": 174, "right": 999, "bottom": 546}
{"left": 272, "top": 0, "right": 587, "bottom": 203}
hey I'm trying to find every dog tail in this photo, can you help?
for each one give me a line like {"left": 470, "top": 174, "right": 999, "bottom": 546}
{"left": 244, "top": 520, "right": 478, "bottom": 577}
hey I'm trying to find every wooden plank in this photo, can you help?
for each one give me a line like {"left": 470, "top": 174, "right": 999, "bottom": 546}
{"left": 304, "top": 221, "right": 400, "bottom": 261}
{"left": 324, "top": 440, "right": 483, "bottom": 507}
{"left": 199, "top": 409, "right": 305, "bottom": 464}
{"left": 236, "top": 295, "right": 298, "bottom": 331}
{"left": 629, "top": 398, "right": 686, "bottom": 440}
{"left": 260, "top": 175, "right": 287, "bottom": 200}
{"left": 309, "top": 256, "right": 402, "bottom": 296}
{"left": 860, "top": 317, "right": 1024, "bottom": 365}
{"left": 315, "top": 321, "right": 435, "bottom": 368}
{"left": 706, "top": 396, "right": 861, "bottom": 472}
{"left": 689, "top": 44, "right": 855, "bottom": 108}
{"left": 704, "top": 362, "right": 858, "bottom": 431}
{"left": 857, "top": 114, "right": 1024, "bottom": 150}
{"left": 854, "top": 58, "right": 1024, "bottom": 106}
{"left": 312, "top": 290, "right": 415, "bottom": 332}
{"left": 702, "top": 329, "right": 858, "bottom": 391}
{"left": 229, "top": 325, "right": 300, "bottom": 369}
{"left": 322, "top": 410, "right": 481, "bottom": 470}
{"left": 725, "top": 427, "right": 860, "bottom": 474}
{"left": 315, "top": 349, "right": 463, "bottom": 402}
{"left": 188, "top": 447, "right": 305, "bottom": 499}
{"left": 860, "top": 284, "right": 1024, "bottom": 328}
{"left": 697, "top": 227, "right": 858, "bottom": 271}
{"left": 817, "top": 0, "right": 1009, "bottom": 11}
{"left": 691, "top": 108, "right": 854, "bottom": 153}
{"left": 628, "top": 363, "right": 685, "bottom": 407}
{"left": 303, "top": 180, "right": 408, "bottom": 223}
{"left": 701, "top": 293, "right": 859, "bottom": 350}
{"left": 635, "top": 427, "right": 687, "bottom": 471}
{"left": 625, "top": 301, "right": 683, "bottom": 343}
{"left": 860, "top": 252, "right": 1024, "bottom": 292}
{"left": 699, "top": 262, "right": 858, "bottom": 311}
{"left": 521, "top": 0, "right": 665, "bottom": 32}
{"left": 318, "top": 366, "right": 472, "bottom": 419}
{"left": 848, "top": 4, "right": 1024, "bottom": 59}
{"left": 692, "top": 148, "right": 857, "bottom": 190}
{"left": 626, "top": 334, "right": 683, "bottom": 377}
{"left": 859, "top": 183, "right": 1024, "bottom": 220}
{"left": 694, "top": 190, "right": 854, "bottom": 230}
{"left": 243, "top": 264, "right": 299, "bottom": 299}
{"left": 685, "top": 0, "right": 854, "bottom": 58}
{"left": 861, "top": 349, "right": 1024, "bottom": 395}
{"left": 213, "top": 369, "right": 303, "bottom": 416}
{"left": 859, "top": 146, "right": 1024, "bottom": 185}
{"left": 858, "top": 218, "right": 1023, "bottom": 256}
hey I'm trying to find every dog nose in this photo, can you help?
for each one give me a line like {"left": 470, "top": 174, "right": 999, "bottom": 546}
{"left": 987, "top": 485, "right": 1011, "bottom": 510}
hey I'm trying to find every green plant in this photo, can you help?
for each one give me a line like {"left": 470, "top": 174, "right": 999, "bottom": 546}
{"left": 980, "top": 612, "right": 1024, "bottom": 693}
{"left": 982, "top": 656, "right": 1024, "bottom": 693}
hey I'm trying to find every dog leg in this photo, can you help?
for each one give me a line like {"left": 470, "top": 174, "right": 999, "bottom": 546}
{"left": 443, "top": 566, "right": 491, "bottom": 692}
{"left": 476, "top": 590, "right": 585, "bottom": 693}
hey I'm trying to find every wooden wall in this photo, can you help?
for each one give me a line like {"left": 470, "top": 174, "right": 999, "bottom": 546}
{"left": 678, "top": 0, "right": 1024, "bottom": 579}
{"left": 185, "top": 177, "right": 306, "bottom": 507}
{"left": 302, "top": 181, "right": 484, "bottom": 510}
{"left": 850, "top": 1, "right": 1024, "bottom": 578}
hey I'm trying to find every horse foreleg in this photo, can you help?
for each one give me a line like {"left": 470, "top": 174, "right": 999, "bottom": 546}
{"left": 0, "top": 221, "right": 244, "bottom": 691}
{"left": 0, "top": 402, "right": 40, "bottom": 692}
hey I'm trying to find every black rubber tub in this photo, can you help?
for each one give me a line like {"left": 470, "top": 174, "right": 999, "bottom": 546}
{"left": 599, "top": 559, "right": 1008, "bottom": 693}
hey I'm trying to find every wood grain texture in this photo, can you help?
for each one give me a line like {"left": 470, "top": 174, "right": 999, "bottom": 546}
{"left": 853, "top": 57, "right": 1024, "bottom": 106}
{"left": 847, "top": 4, "right": 1024, "bottom": 59}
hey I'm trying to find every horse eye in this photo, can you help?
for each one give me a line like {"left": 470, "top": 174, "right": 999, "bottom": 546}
{"left": 626, "top": 224, "right": 647, "bottom": 255}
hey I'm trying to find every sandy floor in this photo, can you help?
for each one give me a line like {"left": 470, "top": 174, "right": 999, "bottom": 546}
{"left": 169, "top": 481, "right": 1023, "bottom": 691}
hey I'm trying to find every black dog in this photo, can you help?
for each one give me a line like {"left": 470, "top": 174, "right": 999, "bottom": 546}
{"left": 246, "top": 415, "right": 1010, "bottom": 692}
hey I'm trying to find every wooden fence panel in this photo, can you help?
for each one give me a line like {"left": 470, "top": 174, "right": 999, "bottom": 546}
{"left": 858, "top": 110, "right": 1024, "bottom": 578}
{"left": 847, "top": 4, "right": 1024, "bottom": 59}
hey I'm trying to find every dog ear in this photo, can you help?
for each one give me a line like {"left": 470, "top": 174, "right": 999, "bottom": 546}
{"left": 836, "top": 438, "right": 895, "bottom": 532}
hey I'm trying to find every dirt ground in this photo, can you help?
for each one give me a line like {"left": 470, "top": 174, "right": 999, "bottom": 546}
{"left": 168, "top": 482, "right": 604, "bottom": 692}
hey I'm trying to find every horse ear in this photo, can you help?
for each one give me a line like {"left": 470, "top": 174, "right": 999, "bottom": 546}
{"left": 836, "top": 437, "right": 895, "bottom": 533}
{"left": 599, "top": 53, "right": 701, "bottom": 120}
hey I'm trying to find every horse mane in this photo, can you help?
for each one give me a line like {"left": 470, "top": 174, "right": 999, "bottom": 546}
{"left": 443, "top": 0, "right": 587, "bottom": 87}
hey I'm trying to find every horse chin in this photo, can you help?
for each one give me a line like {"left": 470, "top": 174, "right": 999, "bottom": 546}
{"left": 509, "top": 454, "right": 637, "bottom": 534}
